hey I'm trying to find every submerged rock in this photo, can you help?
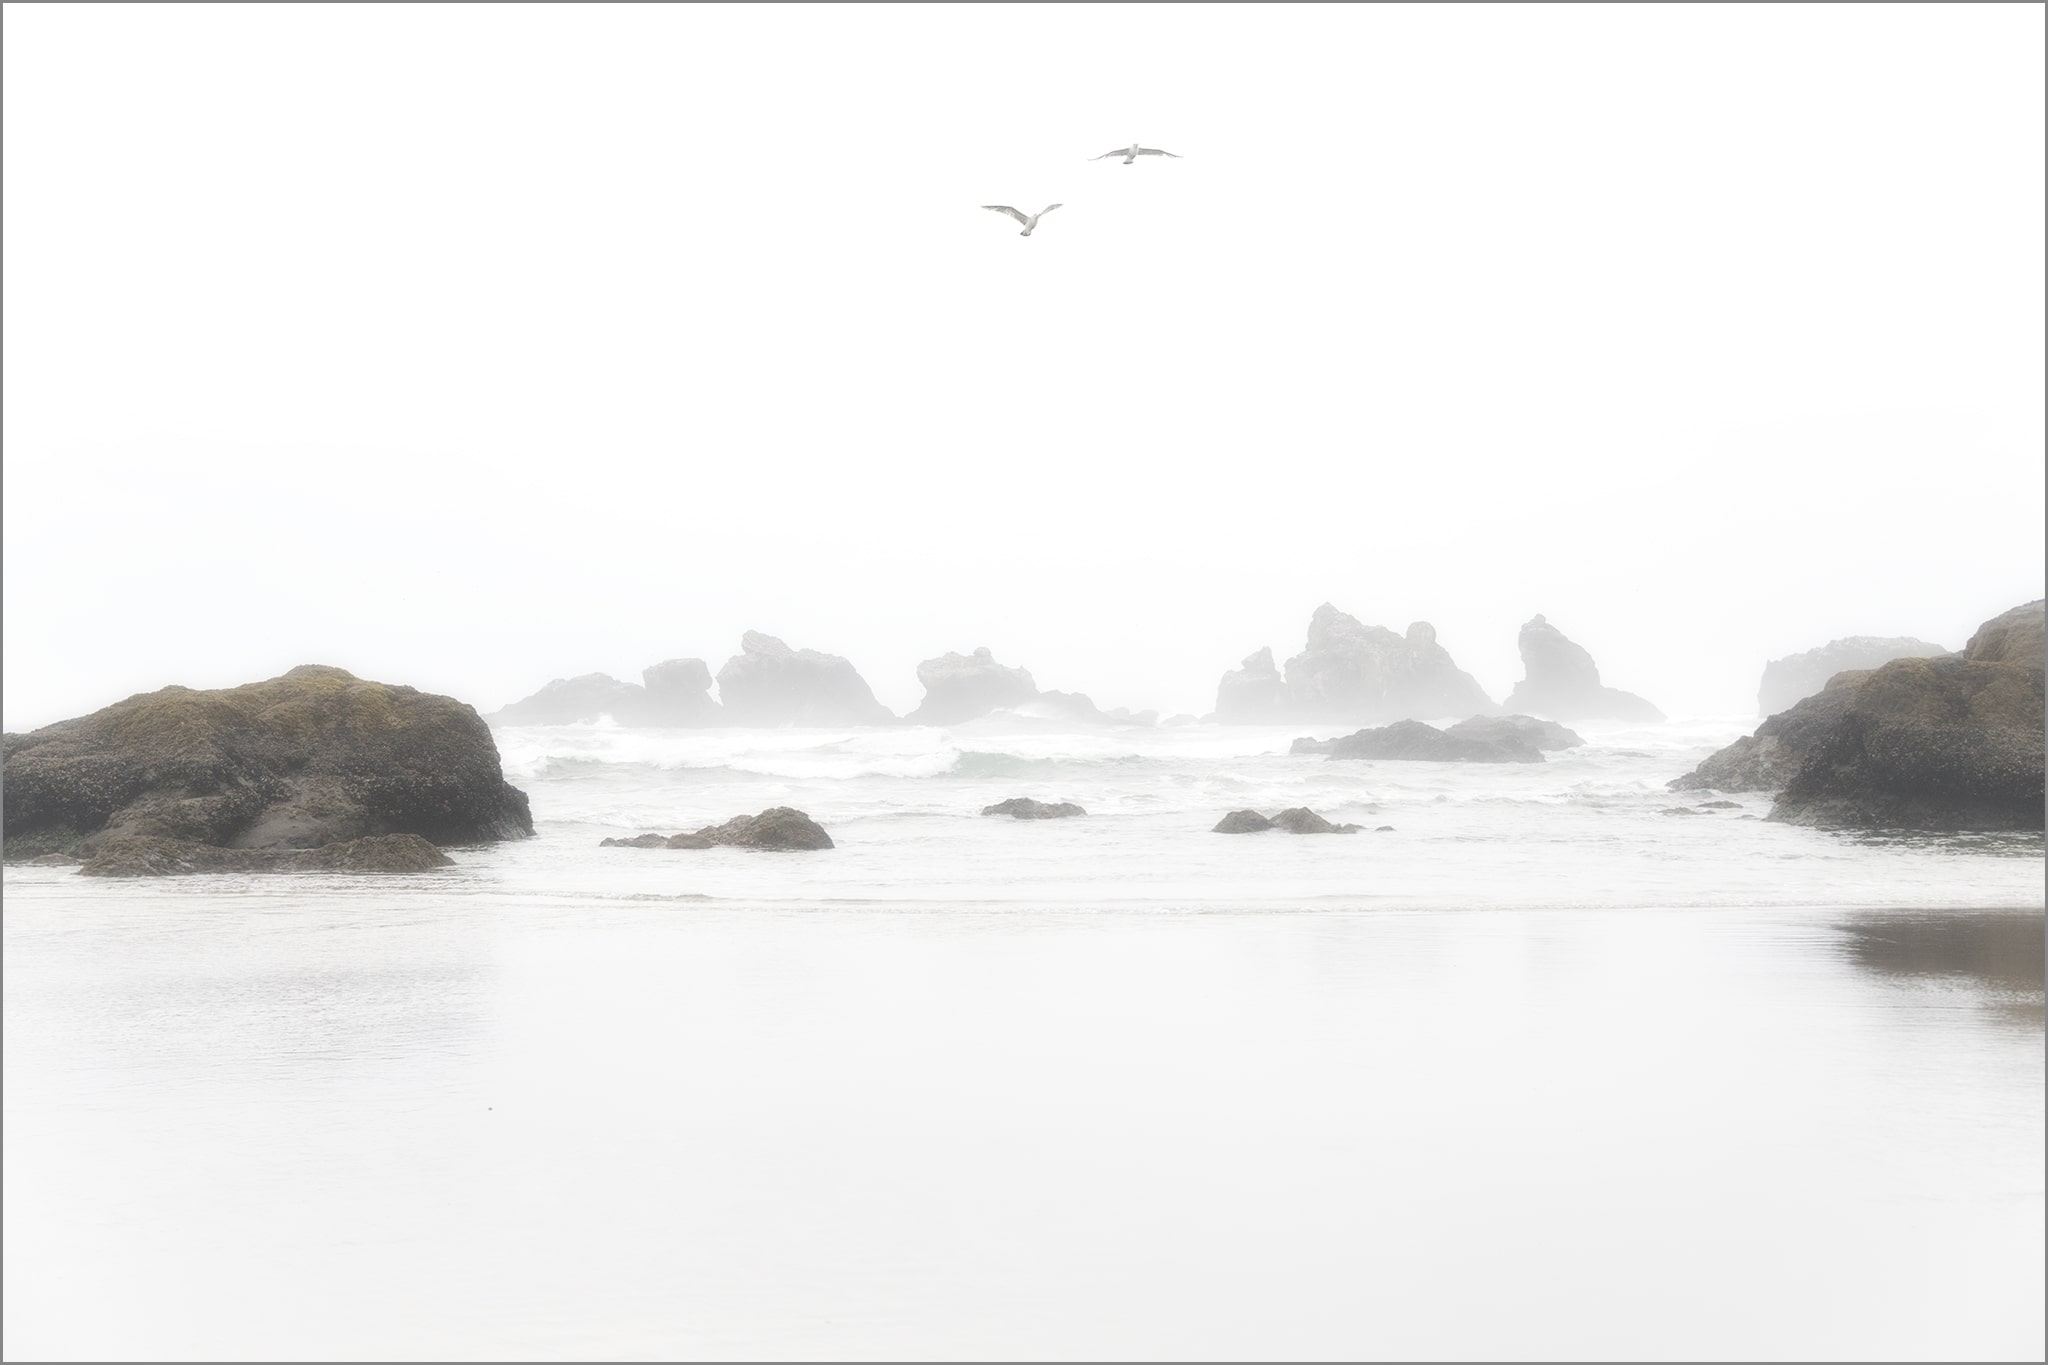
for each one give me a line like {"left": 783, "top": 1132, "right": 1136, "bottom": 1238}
{"left": 1758, "top": 636, "right": 1950, "bottom": 717}
{"left": 603, "top": 807, "right": 837, "bottom": 851}
{"left": 78, "top": 832, "right": 454, "bottom": 878}
{"left": 715, "top": 632, "right": 896, "bottom": 727}
{"left": 981, "top": 798, "right": 1087, "bottom": 819}
{"left": 1503, "top": 615, "right": 1663, "bottom": 723}
{"left": 1299, "top": 718, "right": 1543, "bottom": 763}
{"left": 1211, "top": 807, "right": 1359, "bottom": 834}
{"left": 2, "top": 665, "right": 532, "bottom": 863}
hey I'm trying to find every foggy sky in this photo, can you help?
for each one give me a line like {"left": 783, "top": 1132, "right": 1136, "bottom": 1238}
{"left": 4, "top": 3, "right": 2042, "bottom": 731}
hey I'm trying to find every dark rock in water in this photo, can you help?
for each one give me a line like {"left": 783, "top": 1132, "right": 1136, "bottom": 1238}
{"left": 1313, "top": 718, "right": 1543, "bottom": 764}
{"left": 24, "top": 852, "right": 82, "bottom": 866}
{"left": 1374, "top": 825, "right": 1395, "bottom": 832}
{"left": 1963, "top": 600, "right": 2045, "bottom": 666}
{"left": 2, "top": 665, "right": 533, "bottom": 863}
{"left": 1769, "top": 653, "right": 2044, "bottom": 831}
{"left": 78, "top": 832, "right": 454, "bottom": 878}
{"left": 1270, "top": 807, "right": 1361, "bottom": 834}
{"left": 1212, "top": 807, "right": 1358, "bottom": 833}
{"left": 1215, "top": 647, "right": 1289, "bottom": 723}
{"left": 907, "top": 648, "right": 1038, "bottom": 725}
{"left": 1696, "top": 800, "right": 1740, "bottom": 810}
{"left": 1673, "top": 602, "right": 2045, "bottom": 829}
{"left": 1446, "top": 714, "right": 1585, "bottom": 751}
{"left": 1504, "top": 615, "right": 1663, "bottom": 723}
{"left": 641, "top": 658, "right": 723, "bottom": 725}
{"left": 600, "top": 833, "right": 671, "bottom": 848}
{"left": 1661, "top": 807, "right": 1702, "bottom": 816}
{"left": 1213, "top": 809, "right": 1274, "bottom": 833}
{"left": 1758, "top": 637, "right": 1950, "bottom": 716}
{"left": 715, "top": 632, "right": 896, "bottom": 727}
{"left": 666, "top": 806, "right": 835, "bottom": 850}
{"left": 981, "top": 798, "right": 1087, "bottom": 819}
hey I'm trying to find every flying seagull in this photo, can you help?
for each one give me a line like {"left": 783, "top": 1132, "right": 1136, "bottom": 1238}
{"left": 1092, "top": 144, "right": 1181, "bottom": 164}
{"left": 982, "top": 203, "right": 1062, "bottom": 237}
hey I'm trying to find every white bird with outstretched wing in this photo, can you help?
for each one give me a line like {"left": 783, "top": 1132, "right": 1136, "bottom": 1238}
{"left": 982, "top": 203, "right": 1063, "bottom": 237}
{"left": 1091, "top": 143, "right": 1181, "bottom": 164}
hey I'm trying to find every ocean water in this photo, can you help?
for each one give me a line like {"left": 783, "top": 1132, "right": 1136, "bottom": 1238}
{"left": 4, "top": 716, "right": 2043, "bottom": 1361}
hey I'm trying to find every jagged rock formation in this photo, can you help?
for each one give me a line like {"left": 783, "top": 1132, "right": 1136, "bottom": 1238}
{"left": 602, "top": 807, "right": 835, "bottom": 850}
{"left": 1212, "top": 807, "right": 1361, "bottom": 834}
{"left": 2, "top": 666, "right": 533, "bottom": 862}
{"left": 715, "top": 632, "right": 896, "bottom": 727}
{"left": 981, "top": 798, "right": 1087, "bottom": 819}
{"left": 1503, "top": 615, "right": 1664, "bottom": 723}
{"left": 1215, "top": 647, "right": 1288, "bottom": 722}
{"left": 1446, "top": 714, "right": 1585, "bottom": 751}
{"left": 488, "top": 658, "right": 722, "bottom": 727}
{"left": 78, "top": 833, "right": 455, "bottom": 878}
{"left": 1292, "top": 718, "right": 1543, "bottom": 763}
{"left": 1217, "top": 606, "right": 1496, "bottom": 725}
{"left": 1758, "top": 637, "right": 1949, "bottom": 716}
{"left": 1672, "top": 601, "right": 2044, "bottom": 831}
{"left": 907, "top": 648, "right": 1039, "bottom": 725}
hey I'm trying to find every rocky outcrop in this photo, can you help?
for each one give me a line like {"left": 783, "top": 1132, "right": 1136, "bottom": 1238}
{"left": 1294, "top": 718, "right": 1544, "bottom": 763}
{"left": 488, "top": 658, "right": 723, "bottom": 727}
{"left": 981, "top": 798, "right": 1087, "bottom": 819}
{"left": 77, "top": 833, "right": 455, "bottom": 878}
{"left": 1758, "top": 637, "right": 1949, "bottom": 716}
{"left": 640, "top": 658, "right": 723, "bottom": 725}
{"left": 1963, "top": 600, "right": 2044, "bottom": 666}
{"left": 1672, "top": 602, "right": 2044, "bottom": 830}
{"left": 715, "top": 633, "right": 896, "bottom": 727}
{"left": 907, "top": 648, "right": 1038, "bottom": 725}
{"left": 1215, "top": 647, "right": 1288, "bottom": 722}
{"left": 603, "top": 807, "right": 835, "bottom": 850}
{"left": 1446, "top": 714, "right": 1585, "bottom": 751}
{"left": 2, "top": 666, "right": 533, "bottom": 862}
{"left": 1217, "top": 606, "right": 1495, "bottom": 725}
{"left": 1503, "top": 615, "right": 1663, "bottom": 723}
{"left": 1212, "top": 807, "right": 1361, "bottom": 834}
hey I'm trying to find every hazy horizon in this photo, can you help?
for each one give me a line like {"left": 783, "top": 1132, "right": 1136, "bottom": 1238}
{"left": 5, "top": 3, "right": 2042, "bottom": 731}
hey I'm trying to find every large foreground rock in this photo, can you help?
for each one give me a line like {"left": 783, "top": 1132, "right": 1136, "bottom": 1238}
{"left": 715, "top": 633, "right": 895, "bottom": 727}
{"left": 1758, "top": 636, "right": 1949, "bottom": 716}
{"left": 78, "top": 833, "right": 455, "bottom": 878}
{"left": 1218, "top": 606, "right": 1496, "bottom": 725}
{"left": 1293, "top": 718, "right": 1544, "bottom": 763}
{"left": 1503, "top": 615, "right": 1663, "bottom": 722}
{"left": 2, "top": 666, "right": 533, "bottom": 862}
{"left": 1672, "top": 602, "right": 2044, "bottom": 830}
{"left": 603, "top": 807, "right": 835, "bottom": 851}
{"left": 488, "top": 658, "right": 722, "bottom": 727}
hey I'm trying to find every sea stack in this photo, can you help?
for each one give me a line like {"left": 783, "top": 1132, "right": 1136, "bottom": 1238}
{"left": 1503, "top": 615, "right": 1663, "bottom": 723}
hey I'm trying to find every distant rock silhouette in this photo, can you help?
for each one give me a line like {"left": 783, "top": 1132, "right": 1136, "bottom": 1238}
{"left": 488, "top": 659, "right": 723, "bottom": 727}
{"left": 1757, "top": 637, "right": 1948, "bottom": 716}
{"left": 641, "top": 658, "right": 723, "bottom": 725}
{"left": 716, "top": 632, "right": 896, "bottom": 727}
{"left": 1217, "top": 605, "right": 1495, "bottom": 725}
{"left": 1503, "top": 615, "right": 1663, "bottom": 723}
{"left": 908, "top": 648, "right": 1038, "bottom": 725}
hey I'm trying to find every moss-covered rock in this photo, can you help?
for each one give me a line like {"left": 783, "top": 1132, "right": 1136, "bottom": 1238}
{"left": 3, "top": 665, "right": 533, "bottom": 861}
{"left": 76, "top": 832, "right": 455, "bottom": 878}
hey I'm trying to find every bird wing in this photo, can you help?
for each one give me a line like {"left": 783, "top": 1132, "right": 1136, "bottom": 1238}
{"left": 1038, "top": 203, "right": 1063, "bottom": 216}
{"left": 1138, "top": 148, "right": 1181, "bottom": 157}
{"left": 982, "top": 206, "right": 1029, "bottom": 225}
{"left": 1091, "top": 149, "right": 1131, "bottom": 160}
